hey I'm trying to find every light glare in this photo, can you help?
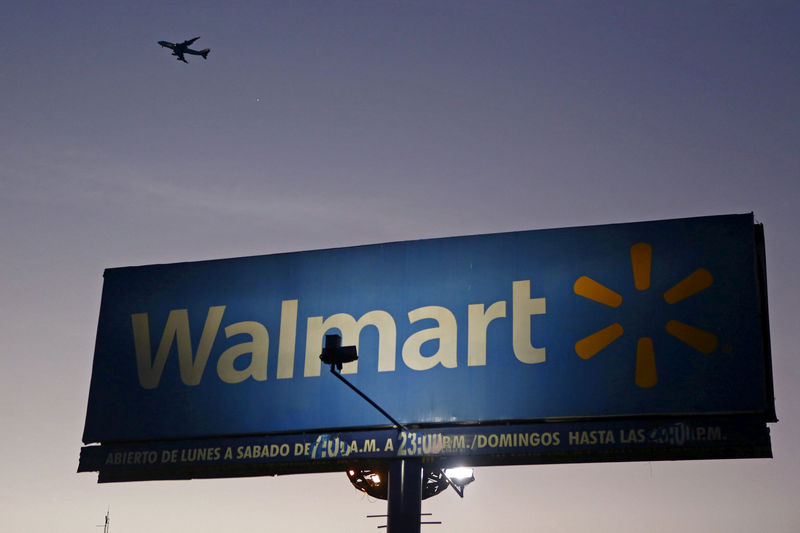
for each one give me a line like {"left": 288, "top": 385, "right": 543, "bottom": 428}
{"left": 445, "top": 467, "right": 474, "bottom": 480}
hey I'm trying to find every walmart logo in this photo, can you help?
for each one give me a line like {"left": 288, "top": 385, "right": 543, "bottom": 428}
{"left": 573, "top": 243, "right": 718, "bottom": 389}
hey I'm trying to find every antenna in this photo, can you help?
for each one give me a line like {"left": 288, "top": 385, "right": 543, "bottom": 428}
{"left": 96, "top": 508, "right": 110, "bottom": 533}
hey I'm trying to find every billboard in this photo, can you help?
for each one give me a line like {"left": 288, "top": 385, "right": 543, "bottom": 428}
{"left": 79, "top": 214, "right": 775, "bottom": 481}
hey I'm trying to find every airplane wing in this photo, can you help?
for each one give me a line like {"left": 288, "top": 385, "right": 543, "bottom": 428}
{"left": 182, "top": 36, "right": 200, "bottom": 46}
{"left": 176, "top": 52, "right": 188, "bottom": 63}
{"left": 184, "top": 47, "right": 210, "bottom": 57}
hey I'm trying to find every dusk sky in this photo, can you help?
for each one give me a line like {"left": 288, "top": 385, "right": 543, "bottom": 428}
{"left": 2, "top": 1, "right": 799, "bottom": 531}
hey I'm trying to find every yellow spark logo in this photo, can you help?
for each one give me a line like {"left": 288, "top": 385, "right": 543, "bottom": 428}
{"left": 573, "top": 243, "right": 718, "bottom": 388}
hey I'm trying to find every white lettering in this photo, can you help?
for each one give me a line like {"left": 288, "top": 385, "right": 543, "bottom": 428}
{"left": 216, "top": 321, "right": 269, "bottom": 383}
{"left": 402, "top": 306, "right": 457, "bottom": 370}
{"left": 467, "top": 301, "right": 506, "bottom": 366}
{"left": 512, "top": 280, "right": 546, "bottom": 364}
{"left": 131, "top": 306, "right": 225, "bottom": 389}
{"left": 129, "top": 279, "right": 548, "bottom": 388}
{"left": 276, "top": 299, "right": 298, "bottom": 379}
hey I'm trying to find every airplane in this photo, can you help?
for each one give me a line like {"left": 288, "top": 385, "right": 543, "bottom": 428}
{"left": 158, "top": 36, "right": 210, "bottom": 63}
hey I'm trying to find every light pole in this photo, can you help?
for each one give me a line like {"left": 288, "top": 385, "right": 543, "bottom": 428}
{"left": 320, "top": 334, "right": 468, "bottom": 531}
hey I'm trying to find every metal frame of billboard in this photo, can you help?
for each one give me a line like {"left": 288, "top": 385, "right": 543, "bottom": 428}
{"left": 79, "top": 214, "right": 776, "bottom": 483}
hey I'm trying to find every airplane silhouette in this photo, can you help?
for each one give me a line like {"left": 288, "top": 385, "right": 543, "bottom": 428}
{"left": 158, "top": 36, "right": 210, "bottom": 63}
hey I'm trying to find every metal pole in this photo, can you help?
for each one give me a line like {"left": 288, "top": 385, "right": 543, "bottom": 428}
{"left": 329, "top": 365, "right": 406, "bottom": 431}
{"left": 387, "top": 458, "right": 422, "bottom": 533}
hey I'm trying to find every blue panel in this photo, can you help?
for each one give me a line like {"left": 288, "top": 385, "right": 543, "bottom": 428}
{"left": 83, "top": 214, "right": 772, "bottom": 443}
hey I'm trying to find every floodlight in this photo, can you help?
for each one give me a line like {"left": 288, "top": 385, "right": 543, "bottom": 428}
{"left": 346, "top": 467, "right": 387, "bottom": 499}
{"left": 443, "top": 467, "right": 475, "bottom": 497}
{"left": 444, "top": 467, "right": 474, "bottom": 483}
{"left": 319, "top": 334, "right": 358, "bottom": 370}
{"left": 345, "top": 467, "right": 450, "bottom": 500}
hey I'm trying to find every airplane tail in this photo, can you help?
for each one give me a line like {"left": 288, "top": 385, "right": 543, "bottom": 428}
{"left": 200, "top": 48, "right": 210, "bottom": 59}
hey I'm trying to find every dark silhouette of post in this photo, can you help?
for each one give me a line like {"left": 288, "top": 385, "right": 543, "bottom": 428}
{"left": 388, "top": 459, "right": 422, "bottom": 533}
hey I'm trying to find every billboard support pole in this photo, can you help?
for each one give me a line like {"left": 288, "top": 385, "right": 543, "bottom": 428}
{"left": 387, "top": 458, "right": 422, "bottom": 533}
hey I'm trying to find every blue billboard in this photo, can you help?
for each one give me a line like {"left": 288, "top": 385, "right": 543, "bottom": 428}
{"left": 82, "top": 214, "right": 774, "bottom": 448}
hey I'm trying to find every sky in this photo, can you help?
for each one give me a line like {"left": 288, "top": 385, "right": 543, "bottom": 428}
{"left": 1, "top": 0, "right": 799, "bottom": 531}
